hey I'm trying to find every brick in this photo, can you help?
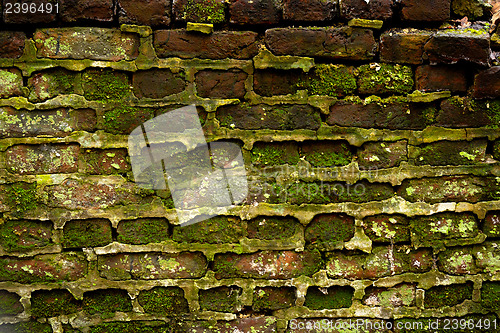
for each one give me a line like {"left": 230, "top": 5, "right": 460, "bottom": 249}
{"left": 0, "top": 68, "right": 23, "bottom": 98}
{"left": 3, "top": 0, "right": 57, "bottom": 23}
{"left": 82, "top": 68, "right": 132, "bottom": 101}
{"left": 473, "top": 241, "right": 500, "bottom": 274}
{"left": 0, "top": 252, "right": 87, "bottom": 283}
{"left": 28, "top": 69, "right": 78, "bottom": 102}
{"left": 247, "top": 216, "right": 302, "bottom": 240}
{"left": 400, "top": 0, "right": 451, "bottom": 21}
{"left": 304, "top": 286, "right": 354, "bottom": 309}
{"left": 217, "top": 104, "right": 321, "bottom": 130}
{"left": 253, "top": 69, "right": 302, "bottom": 97}
{"left": 253, "top": 287, "right": 296, "bottom": 311}
{"left": 102, "top": 106, "right": 155, "bottom": 134}
{"left": 213, "top": 250, "right": 321, "bottom": 279}
{"left": 118, "top": 0, "right": 171, "bottom": 26}
{"left": 117, "top": 218, "right": 169, "bottom": 244}
{"left": 98, "top": 252, "right": 207, "bottom": 280}
{"left": 363, "top": 284, "right": 416, "bottom": 307}
{"left": 305, "top": 214, "right": 355, "bottom": 250}
{"left": 357, "top": 140, "right": 408, "bottom": 170}
{"left": 437, "top": 97, "right": 492, "bottom": 128}
{"left": 86, "top": 321, "right": 172, "bottom": 333}
{"left": 326, "top": 247, "right": 432, "bottom": 279}
{"left": 83, "top": 289, "right": 132, "bottom": 317}
{"left": 380, "top": 29, "right": 432, "bottom": 65}
{"left": 452, "top": 0, "right": 485, "bottom": 20}
{"left": 416, "top": 65, "right": 467, "bottom": 93}
{"left": 494, "top": 140, "right": 500, "bottom": 160}
{"left": 363, "top": 215, "right": 410, "bottom": 243}
{"left": 0, "top": 108, "right": 96, "bottom": 138}
{"left": 424, "top": 282, "right": 473, "bottom": 308}
{"left": 195, "top": 70, "right": 247, "bottom": 99}
{"left": 0, "top": 220, "right": 53, "bottom": 252}
{"left": 340, "top": 0, "right": 393, "bottom": 20}
{"left": 82, "top": 149, "right": 130, "bottom": 174}
{"left": 481, "top": 281, "right": 500, "bottom": 310}
{"left": 230, "top": 0, "right": 280, "bottom": 25}
{"left": 299, "top": 64, "right": 357, "bottom": 97}
{"left": 34, "top": 28, "right": 140, "bottom": 61}
{"left": 31, "top": 289, "right": 81, "bottom": 318}
{"left": 60, "top": 0, "right": 113, "bottom": 22}
{"left": 265, "top": 27, "right": 377, "bottom": 61}
{"left": 424, "top": 29, "right": 490, "bottom": 66}
{"left": 437, "top": 247, "right": 476, "bottom": 274}
{"left": 154, "top": 30, "right": 259, "bottom": 59}
{"left": 63, "top": 219, "right": 113, "bottom": 248}
{"left": 200, "top": 286, "right": 242, "bottom": 312}
{"left": 413, "top": 139, "right": 487, "bottom": 166}
{"left": 138, "top": 287, "right": 189, "bottom": 315}
{"left": 133, "top": 69, "right": 186, "bottom": 99}
{"left": 473, "top": 66, "right": 500, "bottom": 99}
{"left": 180, "top": 317, "right": 277, "bottom": 333}
{"left": 0, "top": 31, "right": 26, "bottom": 58}
{"left": 251, "top": 142, "right": 300, "bottom": 166}
{"left": 173, "top": 0, "right": 226, "bottom": 23}
{"left": 173, "top": 216, "right": 245, "bottom": 244}
{"left": 301, "top": 141, "right": 352, "bottom": 167}
{"left": 484, "top": 211, "right": 500, "bottom": 237}
{"left": 357, "top": 63, "right": 413, "bottom": 95}
{"left": 283, "top": 0, "right": 337, "bottom": 22}
{"left": 0, "top": 322, "right": 52, "bottom": 333}
{"left": 0, "top": 290, "right": 23, "bottom": 315}
{"left": 6, "top": 144, "right": 79, "bottom": 175}
{"left": 2, "top": 183, "right": 37, "bottom": 215}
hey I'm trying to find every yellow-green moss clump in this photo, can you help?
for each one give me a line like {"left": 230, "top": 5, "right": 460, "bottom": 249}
{"left": 297, "top": 64, "right": 357, "bottom": 97}
{"left": 82, "top": 69, "right": 131, "bottom": 101}
{"left": 357, "top": 63, "right": 414, "bottom": 95}
{"left": 182, "top": 0, "right": 225, "bottom": 23}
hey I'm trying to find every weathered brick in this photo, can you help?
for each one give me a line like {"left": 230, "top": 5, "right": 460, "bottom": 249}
{"left": 83, "top": 289, "right": 132, "bottom": 317}
{"left": 283, "top": 0, "right": 337, "bottom": 21}
{"left": 82, "top": 149, "right": 130, "bottom": 174}
{"left": 437, "top": 247, "right": 476, "bottom": 274}
{"left": 301, "top": 141, "right": 353, "bottom": 167}
{"left": 154, "top": 30, "right": 259, "bottom": 59}
{"left": 300, "top": 64, "right": 357, "bottom": 97}
{"left": 34, "top": 28, "right": 140, "bottom": 61}
{"left": 133, "top": 69, "right": 186, "bottom": 99}
{"left": 424, "top": 29, "right": 490, "bottom": 66}
{"left": 305, "top": 214, "right": 355, "bottom": 250}
{"left": 31, "top": 289, "right": 81, "bottom": 318}
{"left": 247, "top": 216, "right": 301, "bottom": 240}
{"left": 340, "top": 0, "right": 392, "bottom": 20}
{"left": 6, "top": 144, "right": 79, "bottom": 175}
{"left": 253, "top": 287, "right": 296, "bottom": 311}
{"left": 484, "top": 211, "right": 500, "bottom": 237}
{"left": 230, "top": 0, "right": 280, "bottom": 25}
{"left": 357, "top": 63, "right": 413, "bottom": 95}
{"left": 424, "top": 282, "right": 473, "bottom": 308}
{"left": 0, "top": 322, "right": 52, "bottom": 333}
{"left": 473, "top": 66, "right": 500, "bottom": 99}
{"left": 473, "top": 241, "right": 500, "bottom": 274}
{"left": 0, "top": 290, "right": 23, "bottom": 315}
{"left": 481, "top": 281, "right": 500, "bottom": 310}
{"left": 213, "top": 250, "right": 321, "bottom": 279}
{"left": 200, "top": 286, "right": 242, "bottom": 312}
{"left": 0, "top": 252, "right": 87, "bottom": 283}
{"left": 357, "top": 140, "right": 408, "bottom": 170}
{"left": 304, "top": 286, "right": 354, "bottom": 309}
{"left": 0, "top": 220, "right": 53, "bottom": 252}
{"left": 172, "top": 216, "right": 245, "bottom": 244}
{"left": 98, "top": 252, "right": 207, "bottom": 280}
{"left": 452, "top": 0, "right": 485, "bottom": 20}
{"left": 82, "top": 68, "right": 132, "bottom": 101}
{"left": 179, "top": 317, "right": 277, "bottom": 333}
{"left": 412, "top": 140, "right": 487, "bottom": 166}
{"left": 400, "top": 0, "right": 451, "bottom": 21}
{"left": 363, "top": 215, "right": 410, "bottom": 243}
{"left": 63, "top": 219, "right": 113, "bottom": 248}
{"left": 251, "top": 142, "right": 300, "bottom": 166}
{"left": 380, "top": 29, "right": 432, "bottom": 65}
{"left": 0, "top": 68, "right": 23, "bottom": 98}
{"left": 326, "top": 247, "right": 432, "bottom": 279}
{"left": 437, "top": 97, "right": 492, "bottom": 128}
{"left": 117, "top": 218, "right": 169, "bottom": 244}
{"left": 118, "top": 0, "right": 171, "bottom": 26}
{"left": 0, "top": 108, "right": 96, "bottom": 138}
{"left": 3, "top": 0, "right": 57, "bottom": 23}
{"left": 173, "top": 0, "right": 226, "bottom": 23}
{"left": 217, "top": 103, "right": 322, "bottom": 130}
{"left": 60, "top": 0, "right": 113, "bottom": 22}
{"left": 253, "top": 69, "right": 302, "bottom": 97}
{"left": 138, "top": 287, "right": 189, "bottom": 315}
{"left": 0, "top": 31, "right": 26, "bottom": 58}
{"left": 195, "top": 69, "right": 247, "bottom": 99}
{"left": 265, "top": 27, "right": 377, "bottom": 61}
{"left": 102, "top": 106, "right": 155, "bottom": 134}
{"left": 2, "top": 182, "right": 38, "bottom": 215}
{"left": 416, "top": 65, "right": 467, "bottom": 93}
{"left": 363, "top": 284, "right": 416, "bottom": 307}
{"left": 28, "top": 69, "right": 78, "bottom": 102}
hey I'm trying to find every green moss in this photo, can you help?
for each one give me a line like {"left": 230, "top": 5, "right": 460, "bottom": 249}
{"left": 252, "top": 287, "right": 295, "bottom": 311}
{"left": 103, "top": 106, "right": 155, "bottom": 134}
{"left": 7, "top": 183, "right": 37, "bottom": 215}
{"left": 88, "top": 321, "right": 171, "bottom": 333}
{"left": 172, "top": 216, "right": 245, "bottom": 244}
{"left": 82, "top": 69, "right": 131, "bottom": 101}
{"left": 481, "top": 281, "right": 500, "bottom": 310}
{"left": 117, "top": 218, "right": 169, "bottom": 245}
{"left": 303, "top": 142, "right": 352, "bottom": 167}
{"left": 182, "top": 0, "right": 225, "bottom": 23}
{"left": 247, "top": 217, "right": 300, "bottom": 240}
{"left": 2, "top": 322, "right": 53, "bottom": 333}
{"left": 137, "top": 287, "right": 189, "bottom": 315}
{"left": 357, "top": 63, "right": 414, "bottom": 94}
{"left": 470, "top": 99, "right": 500, "bottom": 128}
{"left": 424, "top": 282, "right": 473, "bottom": 308}
{"left": 0, "top": 220, "right": 52, "bottom": 252}
{"left": 251, "top": 143, "right": 299, "bottom": 166}
{"left": 83, "top": 289, "right": 132, "bottom": 319}
{"left": 297, "top": 64, "right": 356, "bottom": 97}
{"left": 31, "top": 289, "right": 81, "bottom": 318}
{"left": 62, "top": 219, "right": 112, "bottom": 248}
{"left": 199, "top": 286, "right": 241, "bottom": 312}
{"left": 305, "top": 214, "right": 355, "bottom": 250}
{"left": 304, "top": 286, "right": 353, "bottom": 309}
{"left": 0, "top": 291, "right": 23, "bottom": 315}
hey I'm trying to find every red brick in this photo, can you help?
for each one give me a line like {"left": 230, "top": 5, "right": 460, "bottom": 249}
{"left": 98, "top": 252, "right": 207, "bottom": 280}
{"left": 6, "top": 144, "right": 79, "bottom": 175}
{"left": 133, "top": 69, "right": 186, "bottom": 99}
{"left": 213, "top": 250, "right": 321, "bottom": 279}
{"left": 283, "top": 0, "right": 337, "bottom": 22}
{"left": 230, "top": 0, "right": 281, "bottom": 25}
{"left": 28, "top": 69, "right": 79, "bottom": 102}
{"left": 154, "top": 30, "right": 259, "bottom": 59}
{"left": 380, "top": 29, "right": 432, "bottom": 65}
{"left": 437, "top": 97, "right": 491, "bottom": 128}
{"left": 401, "top": 0, "right": 451, "bottom": 21}
{"left": 0, "top": 220, "right": 53, "bottom": 252}
{"left": 60, "top": 0, "right": 113, "bottom": 22}
{"left": 0, "top": 68, "right": 23, "bottom": 98}
{"left": 118, "top": 0, "right": 171, "bottom": 26}
{"left": 0, "top": 31, "right": 25, "bottom": 58}
{"left": 416, "top": 65, "right": 467, "bottom": 93}
{"left": 473, "top": 66, "right": 500, "bottom": 99}
{"left": 253, "top": 287, "right": 296, "bottom": 311}
{"left": 358, "top": 140, "right": 408, "bottom": 169}
{"left": 253, "top": 69, "right": 302, "bottom": 96}
{"left": 265, "top": 27, "right": 377, "bottom": 61}
{"left": 195, "top": 69, "right": 247, "bottom": 99}
{"left": 82, "top": 149, "right": 130, "bottom": 174}
{"left": 0, "top": 253, "right": 87, "bottom": 283}
{"left": 173, "top": 0, "right": 226, "bottom": 23}
{"left": 340, "top": 0, "right": 393, "bottom": 20}
{"left": 34, "top": 28, "right": 140, "bottom": 61}
{"left": 3, "top": 0, "right": 57, "bottom": 23}
{"left": 484, "top": 211, "right": 500, "bottom": 237}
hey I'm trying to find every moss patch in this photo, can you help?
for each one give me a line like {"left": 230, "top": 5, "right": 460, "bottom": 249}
{"left": 0, "top": 290, "right": 23, "bottom": 315}
{"left": 301, "top": 141, "right": 352, "bottom": 167}
{"left": 62, "top": 219, "right": 112, "bottom": 248}
{"left": 0, "top": 220, "right": 52, "bottom": 252}
{"left": 247, "top": 216, "right": 301, "bottom": 240}
{"left": 304, "top": 286, "right": 354, "bottom": 309}
{"left": 251, "top": 142, "right": 300, "bottom": 166}
{"left": 82, "top": 68, "right": 131, "bottom": 101}
{"left": 199, "top": 286, "right": 241, "bottom": 312}
{"left": 481, "top": 281, "right": 500, "bottom": 310}
{"left": 117, "top": 218, "right": 169, "bottom": 245}
{"left": 102, "top": 106, "right": 155, "bottom": 134}
{"left": 182, "top": 0, "right": 225, "bottom": 23}
{"left": 172, "top": 216, "right": 245, "bottom": 244}
{"left": 1, "top": 322, "right": 53, "bottom": 333}
{"left": 424, "top": 282, "right": 473, "bottom": 308}
{"left": 83, "top": 289, "right": 132, "bottom": 319}
{"left": 7, "top": 183, "right": 37, "bottom": 215}
{"left": 357, "top": 63, "right": 414, "bottom": 95}
{"left": 297, "top": 64, "right": 356, "bottom": 97}
{"left": 138, "top": 287, "right": 189, "bottom": 315}
{"left": 305, "top": 213, "right": 355, "bottom": 250}
{"left": 31, "top": 289, "right": 81, "bottom": 318}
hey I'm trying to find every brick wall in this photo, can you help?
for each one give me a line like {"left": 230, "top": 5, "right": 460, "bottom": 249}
{"left": 1, "top": 0, "right": 500, "bottom": 332}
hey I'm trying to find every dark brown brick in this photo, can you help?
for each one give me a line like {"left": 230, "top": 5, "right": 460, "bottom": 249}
{"left": 3, "top": 0, "right": 57, "bottom": 23}
{"left": 340, "top": 0, "right": 393, "bottom": 20}
{"left": 413, "top": 139, "right": 487, "bottom": 166}
{"left": 253, "top": 287, "right": 296, "bottom": 311}
{"left": 416, "top": 65, "right": 467, "bottom": 93}
{"left": 0, "top": 220, "right": 53, "bottom": 252}
{"left": 60, "top": 0, "right": 114, "bottom": 22}
{"left": 473, "top": 66, "right": 500, "bottom": 99}
{"left": 401, "top": 0, "right": 451, "bottom": 21}
{"left": 118, "top": 0, "right": 171, "bottom": 26}
{"left": 200, "top": 286, "right": 242, "bottom": 312}
{"left": 380, "top": 29, "right": 432, "bottom": 65}
{"left": 0, "top": 31, "right": 26, "bottom": 58}
{"left": 253, "top": 69, "right": 302, "bottom": 97}
{"left": 283, "top": 0, "right": 337, "bottom": 21}
{"left": 6, "top": 144, "right": 79, "bottom": 175}
{"left": 173, "top": 0, "right": 226, "bottom": 23}
{"left": 230, "top": 0, "right": 280, "bottom": 25}
{"left": 437, "top": 97, "right": 492, "bottom": 128}
{"left": 63, "top": 219, "right": 113, "bottom": 248}
{"left": 195, "top": 69, "right": 247, "bottom": 99}
{"left": 133, "top": 69, "right": 186, "bottom": 99}
{"left": 357, "top": 140, "right": 408, "bottom": 169}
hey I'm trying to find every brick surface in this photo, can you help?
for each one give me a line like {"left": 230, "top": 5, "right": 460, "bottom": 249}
{"left": 301, "top": 141, "right": 353, "bottom": 167}
{"left": 253, "top": 69, "right": 303, "bottom": 97}
{"left": 363, "top": 215, "right": 410, "bottom": 243}
{"left": 304, "top": 286, "right": 354, "bottom": 309}
{"left": 340, "top": 0, "right": 393, "bottom": 20}
{"left": 473, "top": 66, "right": 500, "bottom": 99}
{"left": 118, "top": 0, "right": 171, "bottom": 26}
{"left": 0, "top": 31, "right": 26, "bottom": 58}
{"left": 283, "top": 0, "right": 337, "bottom": 21}
{"left": 60, "top": 0, "right": 113, "bottom": 22}
{"left": 251, "top": 142, "right": 300, "bottom": 166}
{"left": 357, "top": 140, "right": 408, "bottom": 170}
{"left": 400, "top": 0, "right": 451, "bottom": 21}
{"left": 357, "top": 63, "right": 413, "bottom": 95}
{"left": 305, "top": 214, "right": 355, "bottom": 250}
{"left": 133, "top": 69, "right": 186, "bottom": 99}
{"left": 0, "top": 220, "right": 53, "bottom": 252}
{"left": 0, "top": 290, "right": 23, "bottom": 315}
{"left": 230, "top": 0, "right": 281, "bottom": 25}
{"left": 138, "top": 287, "right": 189, "bottom": 314}
{"left": 82, "top": 149, "right": 130, "bottom": 174}
{"left": 200, "top": 286, "right": 242, "bottom": 312}
{"left": 253, "top": 287, "right": 296, "bottom": 311}
{"left": 6, "top": 144, "right": 79, "bottom": 175}
{"left": 363, "top": 284, "right": 416, "bottom": 307}
{"left": 413, "top": 140, "right": 487, "bottom": 166}
{"left": 173, "top": 216, "right": 245, "bottom": 244}
{"left": 82, "top": 289, "right": 132, "bottom": 316}
{"left": 31, "top": 289, "right": 81, "bottom": 318}
{"left": 117, "top": 218, "right": 170, "bottom": 244}
{"left": 416, "top": 65, "right": 467, "bottom": 92}
{"left": 437, "top": 97, "right": 492, "bottom": 128}
{"left": 247, "top": 216, "right": 302, "bottom": 240}
{"left": 484, "top": 211, "right": 500, "bottom": 237}
{"left": 173, "top": 0, "right": 226, "bottom": 23}
{"left": 424, "top": 283, "right": 473, "bottom": 308}
{"left": 380, "top": 29, "right": 432, "bottom": 65}
{"left": 0, "top": 68, "right": 23, "bottom": 99}
{"left": 63, "top": 219, "right": 113, "bottom": 248}
{"left": 28, "top": 69, "right": 79, "bottom": 102}
{"left": 195, "top": 70, "right": 247, "bottom": 99}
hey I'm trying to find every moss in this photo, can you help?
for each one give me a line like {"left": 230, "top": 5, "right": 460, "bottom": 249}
{"left": 1, "top": 322, "right": 53, "bottom": 333}
{"left": 0, "top": 220, "right": 52, "bottom": 252}
{"left": 172, "top": 216, "right": 245, "bottom": 244}
{"left": 199, "top": 286, "right": 241, "bottom": 312}
{"left": 0, "top": 291, "right": 23, "bottom": 315}
{"left": 304, "top": 286, "right": 354, "bottom": 309}
{"left": 297, "top": 64, "right": 356, "bottom": 97}
{"left": 469, "top": 99, "right": 500, "bottom": 128}
{"left": 284, "top": 182, "right": 331, "bottom": 204}
{"left": 481, "top": 281, "right": 500, "bottom": 310}
{"left": 138, "top": 287, "right": 189, "bottom": 315}
{"left": 247, "top": 216, "right": 300, "bottom": 240}
{"left": 82, "top": 69, "right": 131, "bottom": 101}
{"left": 103, "top": 105, "right": 155, "bottom": 134}
{"left": 357, "top": 63, "right": 414, "bottom": 95}
{"left": 31, "top": 289, "right": 81, "bottom": 318}
{"left": 117, "top": 218, "right": 169, "bottom": 245}
{"left": 62, "top": 219, "right": 112, "bottom": 248}
{"left": 251, "top": 142, "right": 300, "bottom": 166}
{"left": 88, "top": 321, "right": 171, "bottom": 333}
{"left": 7, "top": 183, "right": 37, "bottom": 215}
{"left": 182, "top": 0, "right": 225, "bottom": 23}
{"left": 302, "top": 141, "right": 352, "bottom": 167}
{"left": 83, "top": 289, "right": 132, "bottom": 319}
{"left": 252, "top": 287, "right": 295, "bottom": 311}
{"left": 424, "top": 282, "right": 473, "bottom": 308}
{"left": 305, "top": 214, "right": 355, "bottom": 250}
